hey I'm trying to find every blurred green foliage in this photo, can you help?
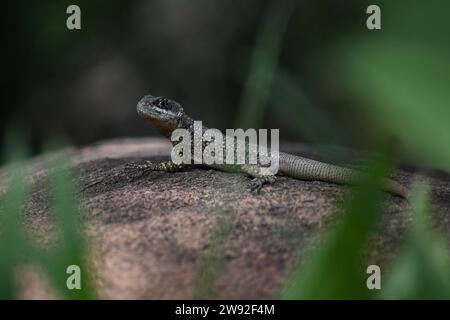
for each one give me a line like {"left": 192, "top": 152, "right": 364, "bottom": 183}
{"left": 238, "top": 0, "right": 450, "bottom": 300}
{"left": 0, "top": 131, "right": 30, "bottom": 298}
{"left": 0, "top": 132, "right": 94, "bottom": 299}
{"left": 321, "top": 0, "right": 450, "bottom": 170}
{"left": 235, "top": 0, "right": 295, "bottom": 129}
{"left": 382, "top": 183, "right": 450, "bottom": 299}
{"left": 193, "top": 206, "right": 236, "bottom": 299}
{"left": 281, "top": 155, "right": 390, "bottom": 299}
{"left": 331, "top": 39, "right": 450, "bottom": 171}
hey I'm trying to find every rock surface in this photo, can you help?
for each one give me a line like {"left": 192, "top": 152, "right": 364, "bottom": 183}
{"left": 1, "top": 138, "right": 449, "bottom": 299}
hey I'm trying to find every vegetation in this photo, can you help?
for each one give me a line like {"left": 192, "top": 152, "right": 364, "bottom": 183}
{"left": 0, "top": 133, "right": 94, "bottom": 299}
{"left": 1, "top": 0, "right": 449, "bottom": 299}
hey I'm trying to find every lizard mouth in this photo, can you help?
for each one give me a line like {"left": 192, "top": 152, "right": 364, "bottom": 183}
{"left": 137, "top": 104, "right": 174, "bottom": 121}
{"left": 136, "top": 95, "right": 179, "bottom": 136}
{"left": 137, "top": 95, "right": 161, "bottom": 120}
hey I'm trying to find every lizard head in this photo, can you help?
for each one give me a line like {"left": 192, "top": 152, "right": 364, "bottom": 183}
{"left": 137, "top": 95, "right": 185, "bottom": 136}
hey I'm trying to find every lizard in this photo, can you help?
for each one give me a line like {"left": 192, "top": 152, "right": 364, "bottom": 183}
{"left": 127, "top": 94, "right": 408, "bottom": 198}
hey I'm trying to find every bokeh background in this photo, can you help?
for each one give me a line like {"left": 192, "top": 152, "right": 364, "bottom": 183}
{"left": 5, "top": 0, "right": 449, "bottom": 165}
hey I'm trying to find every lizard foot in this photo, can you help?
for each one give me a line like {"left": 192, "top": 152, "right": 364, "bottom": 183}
{"left": 249, "top": 175, "right": 276, "bottom": 194}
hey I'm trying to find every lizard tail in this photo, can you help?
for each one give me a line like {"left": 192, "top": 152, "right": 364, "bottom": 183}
{"left": 278, "top": 152, "right": 408, "bottom": 198}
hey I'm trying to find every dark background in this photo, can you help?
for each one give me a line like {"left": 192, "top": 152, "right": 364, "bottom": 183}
{"left": 2, "top": 1, "right": 366, "bottom": 147}
{"left": 2, "top": 0, "right": 449, "bottom": 168}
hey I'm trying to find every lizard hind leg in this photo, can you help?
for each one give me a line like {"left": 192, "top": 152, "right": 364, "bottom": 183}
{"left": 242, "top": 164, "right": 277, "bottom": 194}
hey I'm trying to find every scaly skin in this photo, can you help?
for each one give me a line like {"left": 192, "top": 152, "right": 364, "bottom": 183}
{"left": 128, "top": 95, "right": 407, "bottom": 198}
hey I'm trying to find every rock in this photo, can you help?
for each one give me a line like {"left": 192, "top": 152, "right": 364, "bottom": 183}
{"left": 1, "top": 138, "right": 449, "bottom": 299}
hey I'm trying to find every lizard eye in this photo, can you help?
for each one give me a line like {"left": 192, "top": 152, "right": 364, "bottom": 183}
{"left": 155, "top": 98, "right": 168, "bottom": 107}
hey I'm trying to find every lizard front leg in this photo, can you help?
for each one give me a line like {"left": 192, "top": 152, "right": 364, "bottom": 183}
{"left": 241, "top": 164, "right": 277, "bottom": 194}
{"left": 126, "top": 160, "right": 185, "bottom": 174}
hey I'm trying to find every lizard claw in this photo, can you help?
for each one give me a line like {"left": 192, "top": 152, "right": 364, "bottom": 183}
{"left": 249, "top": 176, "right": 276, "bottom": 194}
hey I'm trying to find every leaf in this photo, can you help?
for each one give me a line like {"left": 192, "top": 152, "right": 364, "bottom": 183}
{"left": 235, "top": 0, "right": 295, "bottom": 129}
{"left": 333, "top": 39, "right": 450, "bottom": 171}
{"left": 0, "top": 130, "right": 30, "bottom": 299}
{"left": 41, "top": 142, "right": 95, "bottom": 299}
{"left": 381, "top": 182, "right": 450, "bottom": 299}
{"left": 281, "top": 155, "right": 390, "bottom": 299}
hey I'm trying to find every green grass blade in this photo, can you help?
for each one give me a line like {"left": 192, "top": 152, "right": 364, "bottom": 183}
{"left": 332, "top": 40, "right": 450, "bottom": 171}
{"left": 273, "top": 69, "right": 346, "bottom": 145}
{"left": 38, "top": 140, "right": 95, "bottom": 299}
{"left": 235, "top": 0, "right": 295, "bottom": 129}
{"left": 381, "top": 182, "right": 450, "bottom": 299}
{"left": 193, "top": 206, "right": 236, "bottom": 299}
{"left": 0, "top": 130, "right": 29, "bottom": 299}
{"left": 281, "top": 155, "right": 390, "bottom": 299}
